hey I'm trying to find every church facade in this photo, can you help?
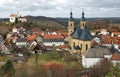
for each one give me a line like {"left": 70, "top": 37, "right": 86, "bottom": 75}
{"left": 68, "top": 10, "right": 93, "bottom": 54}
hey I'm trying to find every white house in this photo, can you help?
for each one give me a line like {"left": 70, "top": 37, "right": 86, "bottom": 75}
{"left": 43, "top": 33, "right": 64, "bottom": 46}
{"left": 99, "top": 29, "right": 109, "bottom": 35}
{"left": 110, "top": 52, "right": 120, "bottom": 66}
{"left": 18, "top": 17, "right": 27, "bottom": 23}
{"left": 12, "top": 26, "right": 18, "bottom": 33}
{"left": 82, "top": 48, "right": 112, "bottom": 68}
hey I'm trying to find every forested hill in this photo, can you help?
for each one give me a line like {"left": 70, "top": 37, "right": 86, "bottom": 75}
{"left": 0, "top": 16, "right": 120, "bottom": 31}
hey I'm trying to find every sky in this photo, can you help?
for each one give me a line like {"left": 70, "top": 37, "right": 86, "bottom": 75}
{"left": 0, "top": 0, "right": 120, "bottom": 18}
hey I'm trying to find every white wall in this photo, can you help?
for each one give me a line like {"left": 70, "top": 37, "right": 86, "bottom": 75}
{"left": 104, "top": 55, "right": 112, "bottom": 60}
{"left": 82, "top": 55, "right": 101, "bottom": 68}
{"left": 10, "top": 17, "right": 16, "bottom": 22}
{"left": 16, "top": 42, "right": 27, "bottom": 46}
{"left": 111, "top": 60, "right": 120, "bottom": 66}
{"left": 43, "top": 42, "right": 64, "bottom": 46}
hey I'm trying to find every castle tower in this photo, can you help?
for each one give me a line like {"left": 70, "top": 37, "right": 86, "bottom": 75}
{"left": 68, "top": 9, "right": 74, "bottom": 37}
{"left": 80, "top": 9, "right": 86, "bottom": 28}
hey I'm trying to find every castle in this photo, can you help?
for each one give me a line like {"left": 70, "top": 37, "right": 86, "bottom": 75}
{"left": 68, "top": 10, "right": 93, "bottom": 55}
{"left": 9, "top": 13, "right": 27, "bottom": 23}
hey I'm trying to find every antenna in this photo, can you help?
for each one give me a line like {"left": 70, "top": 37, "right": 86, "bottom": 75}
{"left": 70, "top": 8, "right": 72, "bottom": 12}
{"left": 16, "top": 10, "right": 19, "bottom": 17}
{"left": 82, "top": 8, "right": 84, "bottom": 13}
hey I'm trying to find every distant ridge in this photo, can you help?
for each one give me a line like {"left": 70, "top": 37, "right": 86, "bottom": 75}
{"left": 0, "top": 16, "right": 120, "bottom": 29}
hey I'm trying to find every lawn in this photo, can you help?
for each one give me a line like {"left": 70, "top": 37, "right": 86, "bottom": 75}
{"left": 26, "top": 53, "right": 83, "bottom": 69}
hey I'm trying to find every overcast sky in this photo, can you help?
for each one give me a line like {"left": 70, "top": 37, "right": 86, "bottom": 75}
{"left": 0, "top": 0, "right": 120, "bottom": 18}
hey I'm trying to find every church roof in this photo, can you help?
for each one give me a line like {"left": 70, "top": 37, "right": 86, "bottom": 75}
{"left": 71, "top": 26, "right": 93, "bottom": 41}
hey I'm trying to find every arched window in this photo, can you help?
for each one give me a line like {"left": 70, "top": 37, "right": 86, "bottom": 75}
{"left": 73, "top": 42, "right": 75, "bottom": 48}
{"left": 86, "top": 44, "right": 88, "bottom": 50}
{"left": 71, "top": 23, "right": 72, "bottom": 27}
{"left": 80, "top": 44, "right": 82, "bottom": 50}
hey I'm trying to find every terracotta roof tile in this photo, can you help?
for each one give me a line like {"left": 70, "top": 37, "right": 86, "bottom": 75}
{"left": 28, "top": 34, "right": 37, "bottom": 41}
{"left": 111, "top": 52, "right": 120, "bottom": 60}
{"left": 58, "top": 45, "right": 67, "bottom": 49}
{"left": 43, "top": 34, "right": 63, "bottom": 39}
{"left": 10, "top": 14, "right": 17, "bottom": 17}
{"left": 112, "top": 32, "right": 120, "bottom": 35}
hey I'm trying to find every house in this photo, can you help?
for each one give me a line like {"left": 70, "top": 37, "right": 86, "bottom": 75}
{"left": 56, "top": 44, "right": 69, "bottom": 51}
{"left": 29, "top": 41, "right": 38, "bottom": 50}
{"left": 43, "top": 33, "right": 64, "bottom": 46}
{"left": 16, "top": 38, "right": 27, "bottom": 48}
{"left": 1, "top": 45, "right": 10, "bottom": 54}
{"left": 111, "top": 32, "right": 120, "bottom": 37}
{"left": 82, "top": 48, "right": 112, "bottom": 68}
{"left": 27, "top": 34, "right": 37, "bottom": 41}
{"left": 110, "top": 52, "right": 120, "bottom": 66}
{"left": 35, "top": 35, "right": 43, "bottom": 44}
{"left": 0, "top": 34, "right": 4, "bottom": 45}
{"left": 68, "top": 10, "right": 92, "bottom": 54}
{"left": 18, "top": 16, "right": 27, "bottom": 23}
{"left": 12, "top": 26, "right": 18, "bottom": 33}
{"left": 99, "top": 29, "right": 109, "bottom": 35}
{"left": 101, "top": 34, "right": 120, "bottom": 50}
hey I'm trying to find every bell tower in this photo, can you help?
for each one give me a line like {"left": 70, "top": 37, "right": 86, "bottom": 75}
{"left": 68, "top": 9, "right": 74, "bottom": 37}
{"left": 80, "top": 9, "right": 86, "bottom": 28}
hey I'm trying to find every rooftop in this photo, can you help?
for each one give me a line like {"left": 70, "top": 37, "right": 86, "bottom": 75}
{"left": 83, "top": 48, "right": 111, "bottom": 58}
{"left": 43, "top": 34, "right": 63, "bottom": 39}
{"left": 111, "top": 52, "right": 120, "bottom": 60}
{"left": 10, "top": 14, "right": 17, "bottom": 17}
{"left": 71, "top": 26, "right": 93, "bottom": 41}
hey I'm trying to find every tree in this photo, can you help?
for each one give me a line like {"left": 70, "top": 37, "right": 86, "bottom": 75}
{"left": 105, "top": 63, "right": 120, "bottom": 77}
{"left": 2, "top": 59, "right": 15, "bottom": 77}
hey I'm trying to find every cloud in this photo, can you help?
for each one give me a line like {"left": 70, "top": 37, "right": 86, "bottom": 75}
{"left": 0, "top": 0, "right": 120, "bottom": 18}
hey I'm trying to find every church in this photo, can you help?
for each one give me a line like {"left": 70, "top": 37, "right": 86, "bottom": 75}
{"left": 68, "top": 10, "right": 93, "bottom": 55}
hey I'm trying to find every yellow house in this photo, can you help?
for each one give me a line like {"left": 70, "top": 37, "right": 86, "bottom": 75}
{"left": 68, "top": 10, "right": 93, "bottom": 55}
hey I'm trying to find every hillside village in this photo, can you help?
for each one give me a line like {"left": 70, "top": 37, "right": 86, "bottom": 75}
{"left": 0, "top": 11, "right": 120, "bottom": 77}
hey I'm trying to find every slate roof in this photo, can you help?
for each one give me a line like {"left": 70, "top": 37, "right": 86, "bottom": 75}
{"left": 71, "top": 26, "right": 93, "bottom": 41}
{"left": 83, "top": 48, "right": 111, "bottom": 58}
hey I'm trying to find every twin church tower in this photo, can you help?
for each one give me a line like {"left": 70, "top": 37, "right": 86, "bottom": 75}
{"left": 68, "top": 10, "right": 92, "bottom": 54}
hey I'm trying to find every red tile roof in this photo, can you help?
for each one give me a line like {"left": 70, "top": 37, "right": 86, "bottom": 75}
{"left": 10, "top": 14, "right": 17, "bottom": 17}
{"left": 112, "top": 32, "right": 120, "bottom": 35}
{"left": 111, "top": 52, "right": 120, "bottom": 60}
{"left": 28, "top": 34, "right": 37, "bottom": 41}
{"left": 43, "top": 34, "right": 63, "bottom": 39}
{"left": 101, "top": 35, "right": 120, "bottom": 44}
{"left": 57, "top": 31, "right": 68, "bottom": 38}
{"left": 58, "top": 45, "right": 67, "bottom": 49}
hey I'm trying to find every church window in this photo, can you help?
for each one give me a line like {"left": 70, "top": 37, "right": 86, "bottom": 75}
{"left": 86, "top": 44, "right": 88, "bottom": 50}
{"left": 80, "top": 44, "right": 82, "bottom": 50}
{"left": 73, "top": 42, "right": 75, "bottom": 48}
{"left": 71, "top": 23, "right": 72, "bottom": 27}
